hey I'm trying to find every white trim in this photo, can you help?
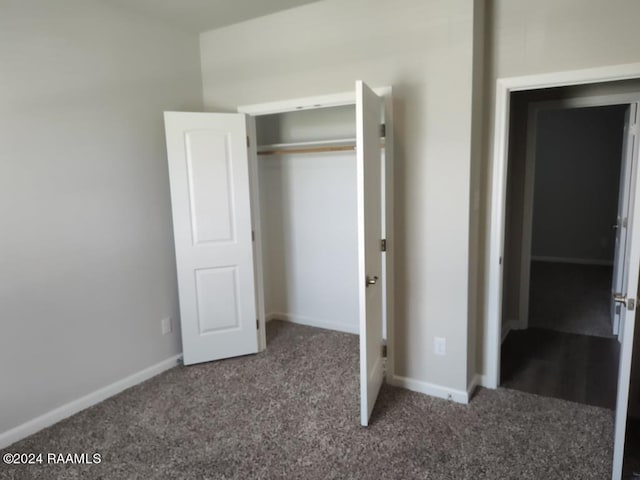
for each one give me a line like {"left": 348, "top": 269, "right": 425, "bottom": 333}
{"left": 238, "top": 92, "right": 354, "bottom": 116}
{"left": 478, "top": 374, "right": 492, "bottom": 389}
{"left": 389, "top": 374, "right": 472, "bottom": 404}
{"left": 530, "top": 256, "right": 614, "bottom": 266}
{"left": 0, "top": 355, "right": 181, "bottom": 450}
{"left": 267, "top": 312, "right": 360, "bottom": 335}
{"left": 484, "top": 76, "right": 510, "bottom": 390}
{"left": 530, "top": 92, "right": 640, "bottom": 111}
{"left": 485, "top": 62, "right": 640, "bottom": 392}
{"left": 238, "top": 87, "right": 392, "bottom": 117}
{"left": 381, "top": 87, "right": 395, "bottom": 385}
{"left": 247, "top": 116, "right": 267, "bottom": 352}
{"left": 498, "top": 63, "right": 640, "bottom": 92}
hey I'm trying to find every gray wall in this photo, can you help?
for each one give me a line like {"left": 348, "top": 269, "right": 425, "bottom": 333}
{"left": 531, "top": 105, "right": 626, "bottom": 263}
{"left": 0, "top": 0, "right": 202, "bottom": 436}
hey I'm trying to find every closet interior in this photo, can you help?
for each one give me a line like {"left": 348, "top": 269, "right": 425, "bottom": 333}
{"left": 253, "top": 105, "right": 363, "bottom": 336}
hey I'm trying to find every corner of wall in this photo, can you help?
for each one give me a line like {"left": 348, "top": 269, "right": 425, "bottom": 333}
{"left": 467, "top": 0, "right": 487, "bottom": 388}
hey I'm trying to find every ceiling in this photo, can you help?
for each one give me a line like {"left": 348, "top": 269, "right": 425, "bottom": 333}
{"left": 102, "top": 0, "right": 322, "bottom": 33}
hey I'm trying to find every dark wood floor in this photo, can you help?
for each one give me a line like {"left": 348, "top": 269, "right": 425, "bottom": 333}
{"left": 529, "top": 261, "right": 614, "bottom": 338}
{"left": 501, "top": 327, "right": 620, "bottom": 409}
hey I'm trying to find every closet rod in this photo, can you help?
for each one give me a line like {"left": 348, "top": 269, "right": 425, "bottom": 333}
{"left": 257, "top": 144, "right": 356, "bottom": 156}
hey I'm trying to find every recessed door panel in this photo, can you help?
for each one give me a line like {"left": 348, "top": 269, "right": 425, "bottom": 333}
{"left": 195, "top": 267, "right": 240, "bottom": 334}
{"left": 185, "top": 131, "right": 235, "bottom": 245}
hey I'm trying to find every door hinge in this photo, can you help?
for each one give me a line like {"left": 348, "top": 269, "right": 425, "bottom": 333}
{"left": 252, "top": 230, "right": 255, "bottom": 242}
{"left": 382, "top": 344, "right": 387, "bottom": 358}
{"left": 380, "top": 124, "right": 386, "bottom": 138}
{"left": 247, "top": 136, "right": 250, "bottom": 148}
{"left": 381, "top": 239, "right": 387, "bottom": 252}
{"left": 256, "top": 319, "right": 259, "bottom": 329}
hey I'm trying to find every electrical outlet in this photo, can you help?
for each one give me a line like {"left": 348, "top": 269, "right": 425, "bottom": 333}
{"left": 161, "top": 317, "right": 172, "bottom": 335}
{"left": 434, "top": 337, "right": 446, "bottom": 356}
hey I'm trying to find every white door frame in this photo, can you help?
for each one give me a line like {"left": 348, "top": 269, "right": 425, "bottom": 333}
{"left": 237, "top": 86, "right": 395, "bottom": 382}
{"left": 485, "top": 62, "right": 640, "bottom": 389}
{"left": 515, "top": 93, "right": 640, "bottom": 336}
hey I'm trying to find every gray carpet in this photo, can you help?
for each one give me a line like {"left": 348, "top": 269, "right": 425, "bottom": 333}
{"left": 2, "top": 321, "right": 615, "bottom": 479}
{"left": 529, "top": 261, "right": 615, "bottom": 338}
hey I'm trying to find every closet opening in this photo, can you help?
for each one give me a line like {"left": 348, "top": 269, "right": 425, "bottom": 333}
{"left": 253, "top": 106, "right": 363, "bottom": 337}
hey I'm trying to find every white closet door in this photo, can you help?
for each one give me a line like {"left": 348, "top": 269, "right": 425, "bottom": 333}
{"left": 164, "top": 112, "right": 258, "bottom": 365}
{"left": 613, "top": 102, "right": 640, "bottom": 480}
{"left": 611, "top": 105, "right": 634, "bottom": 336}
{"left": 357, "top": 80, "right": 384, "bottom": 426}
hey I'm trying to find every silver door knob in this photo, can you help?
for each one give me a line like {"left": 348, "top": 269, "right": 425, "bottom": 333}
{"left": 366, "top": 275, "right": 379, "bottom": 287}
{"left": 613, "top": 293, "right": 627, "bottom": 304}
{"left": 613, "top": 293, "right": 636, "bottom": 310}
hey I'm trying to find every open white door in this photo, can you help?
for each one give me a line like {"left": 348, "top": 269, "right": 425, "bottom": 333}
{"left": 164, "top": 112, "right": 258, "bottom": 365}
{"left": 613, "top": 102, "right": 640, "bottom": 480}
{"left": 357, "top": 80, "right": 384, "bottom": 426}
{"left": 612, "top": 106, "right": 635, "bottom": 337}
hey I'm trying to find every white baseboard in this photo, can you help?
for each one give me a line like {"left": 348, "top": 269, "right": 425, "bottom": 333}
{"left": 389, "top": 374, "right": 471, "bottom": 404}
{"left": 531, "top": 256, "right": 613, "bottom": 266}
{"left": 0, "top": 355, "right": 182, "bottom": 450}
{"left": 267, "top": 312, "right": 359, "bottom": 335}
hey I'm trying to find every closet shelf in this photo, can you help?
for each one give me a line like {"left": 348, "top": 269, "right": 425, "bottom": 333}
{"left": 257, "top": 138, "right": 356, "bottom": 156}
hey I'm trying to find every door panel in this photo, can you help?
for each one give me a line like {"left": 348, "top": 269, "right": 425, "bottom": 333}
{"left": 613, "top": 102, "right": 640, "bottom": 480}
{"left": 612, "top": 106, "right": 634, "bottom": 336}
{"left": 164, "top": 112, "right": 258, "bottom": 365}
{"left": 357, "top": 81, "right": 384, "bottom": 426}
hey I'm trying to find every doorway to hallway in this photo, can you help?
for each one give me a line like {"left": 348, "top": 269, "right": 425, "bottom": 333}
{"left": 500, "top": 102, "right": 628, "bottom": 409}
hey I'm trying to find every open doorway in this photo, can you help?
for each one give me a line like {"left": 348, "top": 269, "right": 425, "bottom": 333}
{"left": 500, "top": 101, "right": 628, "bottom": 409}
{"left": 483, "top": 66, "right": 640, "bottom": 480}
